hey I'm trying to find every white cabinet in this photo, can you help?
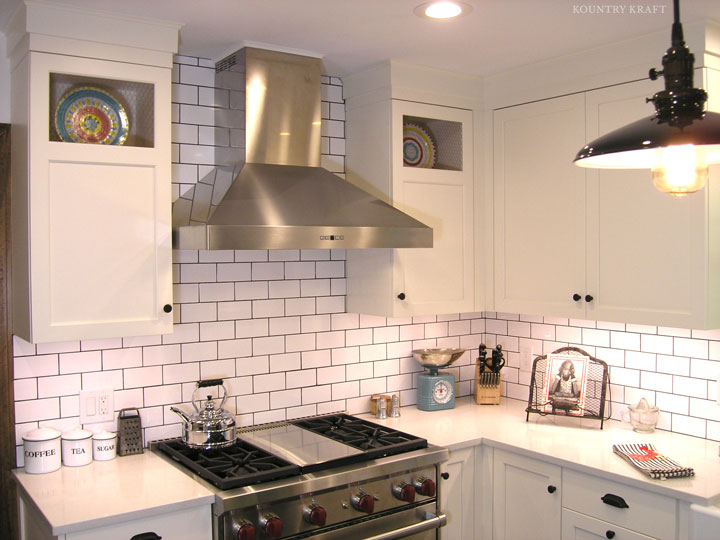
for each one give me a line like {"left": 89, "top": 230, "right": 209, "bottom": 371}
{"left": 18, "top": 491, "right": 211, "bottom": 540}
{"left": 346, "top": 99, "right": 474, "bottom": 317}
{"left": 492, "top": 448, "right": 562, "bottom": 540}
{"left": 439, "top": 447, "right": 475, "bottom": 540}
{"left": 562, "top": 468, "right": 677, "bottom": 540}
{"left": 492, "top": 74, "right": 720, "bottom": 328}
{"left": 562, "top": 508, "right": 656, "bottom": 540}
{"left": 8, "top": 3, "right": 177, "bottom": 343}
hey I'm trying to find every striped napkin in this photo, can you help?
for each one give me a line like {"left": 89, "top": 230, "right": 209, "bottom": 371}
{"left": 613, "top": 443, "right": 695, "bottom": 480}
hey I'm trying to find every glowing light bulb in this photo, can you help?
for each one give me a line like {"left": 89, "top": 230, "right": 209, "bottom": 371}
{"left": 425, "top": 1, "right": 463, "bottom": 18}
{"left": 651, "top": 144, "right": 708, "bottom": 198}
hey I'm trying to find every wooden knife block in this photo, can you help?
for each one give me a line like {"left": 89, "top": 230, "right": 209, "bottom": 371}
{"left": 475, "top": 371, "right": 501, "bottom": 405}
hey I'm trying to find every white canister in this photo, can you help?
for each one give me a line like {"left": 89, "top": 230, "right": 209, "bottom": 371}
{"left": 92, "top": 431, "right": 117, "bottom": 461}
{"left": 22, "top": 427, "right": 62, "bottom": 474}
{"left": 61, "top": 428, "right": 93, "bottom": 467}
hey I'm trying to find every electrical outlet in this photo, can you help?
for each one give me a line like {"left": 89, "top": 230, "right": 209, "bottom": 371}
{"left": 79, "top": 389, "right": 114, "bottom": 424}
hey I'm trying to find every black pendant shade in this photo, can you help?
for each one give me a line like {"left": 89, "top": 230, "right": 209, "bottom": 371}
{"left": 574, "top": 112, "right": 720, "bottom": 169}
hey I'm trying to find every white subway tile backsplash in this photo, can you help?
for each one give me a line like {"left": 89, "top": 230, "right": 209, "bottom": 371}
{"left": 253, "top": 336, "right": 285, "bottom": 356}
{"left": 15, "top": 398, "right": 60, "bottom": 423}
{"left": 125, "top": 366, "right": 163, "bottom": 389}
{"left": 14, "top": 355, "right": 59, "bottom": 379}
{"left": 286, "top": 333, "right": 316, "bottom": 353}
{"left": 270, "top": 353, "right": 301, "bottom": 373}
{"left": 37, "top": 374, "right": 81, "bottom": 398}
{"left": 12, "top": 56, "right": 720, "bottom": 465}
{"left": 59, "top": 351, "right": 102, "bottom": 374}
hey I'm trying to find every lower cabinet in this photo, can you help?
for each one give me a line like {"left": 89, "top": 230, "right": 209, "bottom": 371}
{"left": 490, "top": 448, "right": 679, "bottom": 540}
{"left": 18, "top": 492, "right": 212, "bottom": 540}
{"left": 562, "top": 508, "right": 656, "bottom": 540}
{"left": 439, "top": 447, "right": 476, "bottom": 540}
{"left": 492, "top": 448, "right": 562, "bottom": 540}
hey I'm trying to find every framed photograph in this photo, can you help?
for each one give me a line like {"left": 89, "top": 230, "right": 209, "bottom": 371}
{"left": 541, "top": 353, "right": 588, "bottom": 415}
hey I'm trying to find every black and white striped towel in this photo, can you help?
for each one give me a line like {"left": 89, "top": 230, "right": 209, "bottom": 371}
{"left": 613, "top": 443, "right": 695, "bottom": 480}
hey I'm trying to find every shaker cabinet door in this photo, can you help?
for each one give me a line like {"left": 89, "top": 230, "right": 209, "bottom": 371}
{"left": 493, "top": 93, "right": 587, "bottom": 318}
{"left": 492, "top": 448, "right": 562, "bottom": 540}
{"left": 584, "top": 80, "right": 707, "bottom": 328}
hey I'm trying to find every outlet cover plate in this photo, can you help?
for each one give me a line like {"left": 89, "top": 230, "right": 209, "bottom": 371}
{"left": 79, "top": 389, "right": 114, "bottom": 424}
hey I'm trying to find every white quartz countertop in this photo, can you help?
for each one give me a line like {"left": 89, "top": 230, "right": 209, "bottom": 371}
{"left": 13, "top": 450, "right": 214, "bottom": 535}
{"left": 362, "top": 397, "right": 720, "bottom": 506}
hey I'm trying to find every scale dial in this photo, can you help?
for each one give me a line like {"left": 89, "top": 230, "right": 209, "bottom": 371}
{"left": 432, "top": 380, "right": 453, "bottom": 404}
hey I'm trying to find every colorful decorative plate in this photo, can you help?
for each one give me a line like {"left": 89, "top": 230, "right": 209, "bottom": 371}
{"left": 403, "top": 123, "right": 436, "bottom": 168}
{"left": 55, "top": 86, "right": 129, "bottom": 145}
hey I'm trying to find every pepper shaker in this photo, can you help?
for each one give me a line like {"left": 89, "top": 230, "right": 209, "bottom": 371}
{"left": 390, "top": 394, "right": 401, "bottom": 417}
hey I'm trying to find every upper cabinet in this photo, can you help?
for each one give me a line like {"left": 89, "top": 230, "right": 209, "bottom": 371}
{"left": 493, "top": 72, "right": 720, "bottom": 328}
{"left": 8, "top": 2, "right": 180, "bottom": 343}
{"left": 344, "top": 62, "right": 479, "bottom": 317}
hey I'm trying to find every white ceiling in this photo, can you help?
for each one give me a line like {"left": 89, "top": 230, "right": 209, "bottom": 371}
{"left": 2, "top": 0, "right": 720, "bottom": 77}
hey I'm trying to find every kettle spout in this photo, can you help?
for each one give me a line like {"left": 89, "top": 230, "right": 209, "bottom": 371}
{"left": 170, "top": 406, "right": 192, "bottom": 424}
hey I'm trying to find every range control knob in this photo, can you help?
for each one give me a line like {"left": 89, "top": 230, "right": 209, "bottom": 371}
{"left": 236, "top": 521, "right": 256, "bottom": 540}
{"left": 392, "top": 481, "right": 416, "bottom": 502}
{"left": 413, "top": 477, "right": 436, "bottom": 497}
{"left": 258, "top": 514, "right": 282, "bottom": 539}
{"left": 303, "top": 504, "right": 327, "bottom": 527}
{"left": 351, "top": 492, "right": 375, "bottom": 514}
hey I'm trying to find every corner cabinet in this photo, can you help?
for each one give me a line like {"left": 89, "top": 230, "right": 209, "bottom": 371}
{"left": 492, "top": 71, "right": 720, "bottom": 328}
{"left": 346, "top": 99, "right": 474, "bottom": 317}
{"left": 9, "top": 3, "right": 178, "bottom": 343}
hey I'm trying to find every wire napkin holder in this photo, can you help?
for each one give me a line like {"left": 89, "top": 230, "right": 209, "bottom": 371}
{"left": 526, "top": 346, "right": 610, "bottom": 428}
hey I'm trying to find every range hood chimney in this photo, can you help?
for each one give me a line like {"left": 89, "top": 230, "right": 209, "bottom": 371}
{"left": 172, "top": 47, "right": 433, "bottom": 250}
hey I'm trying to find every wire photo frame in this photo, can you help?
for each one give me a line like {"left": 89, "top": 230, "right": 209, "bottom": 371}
{"left": 526, "top": 347, "right": 610, "bottom": 428}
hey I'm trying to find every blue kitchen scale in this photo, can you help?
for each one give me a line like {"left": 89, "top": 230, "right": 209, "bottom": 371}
{"left": 412, "top": 348, "right": 465, "bottom": 411}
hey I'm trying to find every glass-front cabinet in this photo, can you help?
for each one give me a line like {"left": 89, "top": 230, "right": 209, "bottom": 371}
{"left": 9, "top": 2, "right": 179, "bottom": 343}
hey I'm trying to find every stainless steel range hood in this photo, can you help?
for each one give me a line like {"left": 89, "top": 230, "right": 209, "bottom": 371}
{"left": 172, "top": 47, "right": 432, "bottom": 250}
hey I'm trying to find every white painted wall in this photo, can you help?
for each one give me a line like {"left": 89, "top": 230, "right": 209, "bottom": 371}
{"left": 0, "top": 32, "right": 10, "bottom": 124}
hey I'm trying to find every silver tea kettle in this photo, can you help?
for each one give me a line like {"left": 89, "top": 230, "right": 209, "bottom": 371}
{"left": 170, "top": 379, "right": 236, "bottom": 450}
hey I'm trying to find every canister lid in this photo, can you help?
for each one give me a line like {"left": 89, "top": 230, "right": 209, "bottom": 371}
{"left": 92, "top": 430, "right": 117, "bottom": 441}
{"left": 23, "top": 427, "right": 61, "bottom": 442}
{"left": 62, "top": 427, "right": 93, "bottom": 441}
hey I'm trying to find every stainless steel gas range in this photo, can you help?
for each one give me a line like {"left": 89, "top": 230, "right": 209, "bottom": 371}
{"left": 153, "top": 413, "right": 448, "bottom": 540}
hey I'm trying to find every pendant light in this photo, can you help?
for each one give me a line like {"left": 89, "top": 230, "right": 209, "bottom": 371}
{"left": 574, "top": 0, "right": 720, "bottom": 198}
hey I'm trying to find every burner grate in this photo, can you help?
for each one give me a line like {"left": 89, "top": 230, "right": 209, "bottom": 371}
{"left": 291, "top": 414, "right": 427, "bottom": 461}
{"left": 155, "top": 438, "right": 301, "bottom": 490}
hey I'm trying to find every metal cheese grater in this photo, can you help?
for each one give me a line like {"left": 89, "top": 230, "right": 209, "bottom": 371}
{"left": 117, "top": 408, "right": 144, "bottom": 456}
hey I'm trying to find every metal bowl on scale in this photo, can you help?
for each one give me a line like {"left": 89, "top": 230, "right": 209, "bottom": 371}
{"left": 412, "top": 348, "right": 466, "bottom": 373}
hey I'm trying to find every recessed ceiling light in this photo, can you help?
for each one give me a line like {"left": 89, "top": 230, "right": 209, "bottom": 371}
{"left": 414, "top": 1, "right": 472, "bottom": 20}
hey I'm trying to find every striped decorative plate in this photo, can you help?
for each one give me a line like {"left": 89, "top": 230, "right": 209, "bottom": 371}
{"left": 403, "top": 123, "right": 436, "bottom": 168}
{"left": 55, "top": 86, "right": 129, "bottom": 145}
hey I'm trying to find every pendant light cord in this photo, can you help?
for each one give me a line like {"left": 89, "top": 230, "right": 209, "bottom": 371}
{"left": 671, "top": 0, "right": 684, "bottom": 46}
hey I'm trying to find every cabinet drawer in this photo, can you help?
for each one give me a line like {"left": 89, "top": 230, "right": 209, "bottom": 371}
{"left": 65, "top": 505, "right": 211, "bottom": 540}
{"left": 562, "top": 508, "right": 657, "bottom": 540}
{"left": 563, "top": 469, "right": 676, "bottom": 540}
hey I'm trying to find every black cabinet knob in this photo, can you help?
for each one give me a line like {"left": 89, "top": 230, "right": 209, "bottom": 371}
{"left": 440, "top": 472, "right": 450, "bottom": 480}
{"left": 397, "top": 293, "right": 406, "bottom": 300}
{"left": 606, "top": 531, "right": 616, "bottom": 539}
{"left": 585, "top": 294, "right": 594, "bottom": 302}
{"left": 547, "top": 485, "right": 557, "bottom": 494}
{"left": 163, "top": 304, "right": 173, "bottom": 313}
{"left": 572, "top": 293, "right": 581, "bottom": 301}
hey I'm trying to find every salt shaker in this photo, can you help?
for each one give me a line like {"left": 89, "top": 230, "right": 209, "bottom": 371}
{"left": 376, "top": 396, "right": 387, "bottom": 419}
{"left": 390, "top": 394, "right": 401, "bottom": 418}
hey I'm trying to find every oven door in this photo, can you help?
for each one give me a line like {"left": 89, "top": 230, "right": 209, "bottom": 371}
{"left": 298, "top": 502, "right": 446, "bottom": 540}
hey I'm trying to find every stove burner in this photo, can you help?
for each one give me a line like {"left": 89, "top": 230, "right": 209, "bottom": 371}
{"left": 155, "top": 438, "right": 301, "bottom": 490}
{"left": 291, "top": 414, "right": 427, "bottom": 460}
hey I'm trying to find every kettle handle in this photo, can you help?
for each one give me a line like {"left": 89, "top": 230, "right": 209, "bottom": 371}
{"left": 191, "top": 379, "right": 228, "bottom": 412}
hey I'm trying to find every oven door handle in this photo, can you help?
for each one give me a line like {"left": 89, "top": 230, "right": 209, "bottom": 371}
{"left": 363, "top": 511, "right": 447, "bottom": 540}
